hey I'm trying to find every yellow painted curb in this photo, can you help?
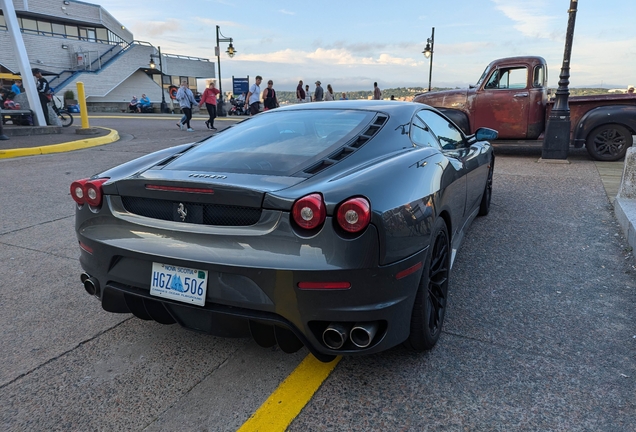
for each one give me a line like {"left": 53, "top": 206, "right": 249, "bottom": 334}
{"left": 0, "top": 127, "right": 119, "bottom": 159}
{"left": 237, "top": 354, "right": 341, "bottom": 432}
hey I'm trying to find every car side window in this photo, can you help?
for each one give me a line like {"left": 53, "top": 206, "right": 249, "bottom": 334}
{"left": 410, "top": 116, "right": 441, "bottom": 149}
{"left": 418, "top": 110, "right": 464, "bottom": 150}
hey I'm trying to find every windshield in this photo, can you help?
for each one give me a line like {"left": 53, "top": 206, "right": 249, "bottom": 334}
{"left": 166, "top": 109, "right": 375, "bottom": 175}
{"left": 476, "top": 65, "right": 490, "bottom": 87}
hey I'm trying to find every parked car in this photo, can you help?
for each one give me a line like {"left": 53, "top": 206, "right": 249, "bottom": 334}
{"left": 414, "top": 56, "right": 636, "bottom": 161}
{"left": 71, "top": 101, "right": 497, "bottom": 362}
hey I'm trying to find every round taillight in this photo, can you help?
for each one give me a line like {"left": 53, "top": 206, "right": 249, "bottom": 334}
{"left": 85, "top": 178, "right": 109, "bottom": 207}
{"left": 70, "top": 179, "right": 87, "bottom": 205}
{"left": 292, "top": 193, "right": 326, "bottom": 230}
{"left": 71, "top": 178, "right": 109, "bottom": 207}
{"left": 337, "top": 197, "right": 371, "bottom": 233}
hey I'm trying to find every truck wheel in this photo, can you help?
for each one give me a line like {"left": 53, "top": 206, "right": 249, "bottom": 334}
{"left": 585, "top": 124, "right": 633, "bottom": 161}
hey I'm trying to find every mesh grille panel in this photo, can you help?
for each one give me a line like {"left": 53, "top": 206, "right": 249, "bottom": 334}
{"left": 121, "top": 196, "right": 262, "bottom": 226}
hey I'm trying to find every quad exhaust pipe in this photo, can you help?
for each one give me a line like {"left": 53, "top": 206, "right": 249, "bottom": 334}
{"left": 322, "top": 323, "right": 351, "bottom": 350}
{"left": 322, "top": 321, "right": 380, "bottom": 350}
{"left": 350, "top": 322, "right": 379, "bottom": 348}
{"left": 80, "top": 272, "right": 100, "bottom": 297}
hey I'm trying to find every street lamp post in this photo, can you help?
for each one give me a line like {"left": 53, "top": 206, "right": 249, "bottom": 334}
{"left": 541, "top": 0, "right": 579, "bottom": 160}
{"left": 422, "top": 27, "right": 435, "bottom": 92}
{"left": 149, "top": 46, "right": 169, "bottom": 113}
{"left": 216, "top": 25, "right": 236, "bottom": 117}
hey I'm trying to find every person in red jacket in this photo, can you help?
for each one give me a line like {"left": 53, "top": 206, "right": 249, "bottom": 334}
{"left": 199, "top": 81, "right": 221, "bottom": 130}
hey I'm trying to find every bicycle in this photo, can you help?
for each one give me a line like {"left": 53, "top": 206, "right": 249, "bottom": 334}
{"left": 51, "top": 96, "right": 73, "bottom": 127}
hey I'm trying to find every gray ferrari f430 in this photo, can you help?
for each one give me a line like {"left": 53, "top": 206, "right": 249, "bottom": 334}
{"left": 72, "top": 101, "right": 497, "bottom": 362}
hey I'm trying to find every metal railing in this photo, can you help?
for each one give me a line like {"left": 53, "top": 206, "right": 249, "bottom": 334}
{"left": 48, "top": 40, "right": 141, "bottom": 90}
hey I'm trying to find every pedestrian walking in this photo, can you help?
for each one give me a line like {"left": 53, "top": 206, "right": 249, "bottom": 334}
{"left": 245, "top": 76, "right": 262, "bottom": 115}
{"left": 199, "top": 81, "right": 220, "bottom": 130}
{"left": 373, "top": 82, "right": 382, "bottom": 100}
{"left": 263, "top": 80, "right": 278, "bottom": 111}
{"left": 628, "top": 85, "right": 635, "bottom": 94}
{"left": 314, "top": 81, "right": 324, "bottom": 101}
{"left": 325, "top": 84, "right": 335, "bottom": 101}
{"left": 176, "top": 80, "right": 197, "bottom": 131}
{"left": 296, "top": 80, "right": 306, "bottom": 102}
{"left": 340, "top": 92, "right": 348, "bottom": 100}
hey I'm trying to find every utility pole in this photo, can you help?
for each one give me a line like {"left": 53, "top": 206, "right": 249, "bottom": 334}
{"left": 541, "top": 0, "right": 579, "bottom": 160}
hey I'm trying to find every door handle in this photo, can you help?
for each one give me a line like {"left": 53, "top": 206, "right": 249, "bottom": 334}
{"left": 513, "top": 92, "right": 529, "bottom": 97}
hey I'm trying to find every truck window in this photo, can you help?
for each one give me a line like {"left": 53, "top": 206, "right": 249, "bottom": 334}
{"left": 533, "top": 65, "right": 545, "bottom": 88}
{"left": 484, "top": 67, "right": 527, "bottom": 90}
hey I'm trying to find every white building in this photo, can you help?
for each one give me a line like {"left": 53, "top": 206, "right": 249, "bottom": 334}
{"left": 0, "top": 0, "right": 216, "bottom": 111}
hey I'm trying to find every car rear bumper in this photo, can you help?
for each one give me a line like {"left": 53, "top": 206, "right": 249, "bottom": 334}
{"left": 76, "top": 200, "right": 428, "bottom": 359}
{"left": 78, "top": 241, "right": 426, "bottom": 360}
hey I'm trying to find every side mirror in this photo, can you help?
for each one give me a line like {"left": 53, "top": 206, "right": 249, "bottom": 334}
{"left": 474, "top": 127, "right": 498, "bottom": 141}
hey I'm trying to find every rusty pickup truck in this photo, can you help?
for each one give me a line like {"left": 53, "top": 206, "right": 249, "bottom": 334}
{"left": 413, "top": 56, "right": 636, "bottom": 161}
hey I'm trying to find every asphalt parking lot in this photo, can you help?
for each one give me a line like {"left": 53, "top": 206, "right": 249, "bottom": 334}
{"left": 0, "top": 114, "right": 634, "bottom": 431}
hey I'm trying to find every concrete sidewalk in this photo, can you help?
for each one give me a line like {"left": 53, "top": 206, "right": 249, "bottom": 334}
{"left": 0, "top": 125, "right": 118, "bottom": 158}
{"left": 0, "top": 124, "right": 111, "bottom": 149}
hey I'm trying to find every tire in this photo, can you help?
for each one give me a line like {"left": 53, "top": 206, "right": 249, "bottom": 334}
{"left": 58, "top": 111, "right": 73, "bottom": 127}
{"left": 478, "top": 158, "right": 494, "bottom": 216}
{"left": 404, "top": 217, "right": 450, "bottom": 351}
{"left": 585, "top": 124, "right": 633, "bottom": 161}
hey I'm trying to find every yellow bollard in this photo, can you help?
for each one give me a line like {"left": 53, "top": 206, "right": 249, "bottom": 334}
{"left": 76, "top": 82, "right": 90, "bottom": 129}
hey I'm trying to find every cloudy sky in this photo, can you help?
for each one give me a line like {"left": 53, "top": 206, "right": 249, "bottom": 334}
{"left": 96, "top": 0, "right": 635, "bottom": 91}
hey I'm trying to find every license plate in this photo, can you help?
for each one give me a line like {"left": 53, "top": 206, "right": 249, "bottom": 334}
{"left": 150, "top": 262, "right": 208, "bottom": 306}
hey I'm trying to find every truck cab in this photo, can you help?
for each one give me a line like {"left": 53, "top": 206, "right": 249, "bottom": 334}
{"left": 471, "top": 56, "right": 547, "bottom": 139}
{"left": 415, "top": 56, "right": 548, "bottom": 139}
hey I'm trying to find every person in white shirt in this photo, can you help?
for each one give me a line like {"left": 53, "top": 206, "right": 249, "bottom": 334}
{"left": 245, "top": 76, "right": 262, "bottom": 115}
{"left": 305, "top": 84, "right": 312, "bottom": 103}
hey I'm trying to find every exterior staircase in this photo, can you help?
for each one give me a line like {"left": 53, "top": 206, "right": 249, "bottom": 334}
{"left": 49, "top": 41, "right": 155, "bottom": 98}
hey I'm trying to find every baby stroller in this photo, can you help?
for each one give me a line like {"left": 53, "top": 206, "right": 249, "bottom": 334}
{"left": 228, "top": 97, "right": 248, "bottom": 116}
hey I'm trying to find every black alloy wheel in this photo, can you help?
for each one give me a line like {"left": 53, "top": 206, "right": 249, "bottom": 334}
{"left": 478, "top": 158, "right": 494, "bottom": 216}
{"left": 405, "top": 217, "right": 450, "bottom": 351}
{"left": 585, "top": 124, "right": 633, "bottom": 161}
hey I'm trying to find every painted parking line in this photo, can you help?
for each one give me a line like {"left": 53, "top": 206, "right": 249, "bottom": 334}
{"left": 0, "top": 127, "right": 119, "bottom": 159}
{"left": 237, "top": 354, "right": 341, "bottom": 432}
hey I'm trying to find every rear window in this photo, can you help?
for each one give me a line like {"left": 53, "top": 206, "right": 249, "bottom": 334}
{"left": 166, "top": 110, "right": 375, "bottom": 175}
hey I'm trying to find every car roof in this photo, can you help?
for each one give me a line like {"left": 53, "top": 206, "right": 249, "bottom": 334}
{"left": 274, "top": 100, "right": 429, "bottom": 116}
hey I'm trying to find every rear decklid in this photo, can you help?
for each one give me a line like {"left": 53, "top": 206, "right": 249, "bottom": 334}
{"left": 109, "top": 108, "right": 388, "bottom": 207}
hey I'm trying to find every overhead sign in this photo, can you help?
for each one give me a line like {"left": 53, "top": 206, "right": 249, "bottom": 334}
{"left": 233, "top": 77, "right": 249, "bottom": 96}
